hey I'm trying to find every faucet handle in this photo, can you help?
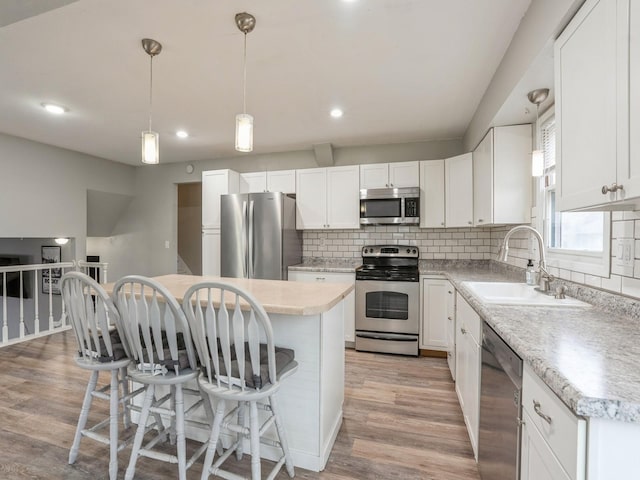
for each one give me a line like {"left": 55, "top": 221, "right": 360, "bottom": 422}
{"left": 554, "top": 285, "right": 567, "bottom": 299}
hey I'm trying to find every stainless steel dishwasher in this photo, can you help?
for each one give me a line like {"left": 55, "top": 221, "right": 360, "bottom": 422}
{"left": 478, "top": 321, "right": 523, "bottom": 480}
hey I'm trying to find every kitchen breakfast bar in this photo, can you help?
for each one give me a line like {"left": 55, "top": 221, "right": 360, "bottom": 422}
{"left": 105, "top": 273, "right": 353, "bottom": 472}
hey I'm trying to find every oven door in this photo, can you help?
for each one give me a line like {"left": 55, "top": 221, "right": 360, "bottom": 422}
{"left": 355, "top": 279, "right": 419, "bottom": 335}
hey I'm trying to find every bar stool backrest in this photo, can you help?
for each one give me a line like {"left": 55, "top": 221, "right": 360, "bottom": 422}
{"left": 113, "top": 275, "right": 197, "bottom": 376}
{"left": 61, "top": 271, "right": 129, "bottom": 362}
{"left": 182, "top": 281, "right": 277, "bottom": 392}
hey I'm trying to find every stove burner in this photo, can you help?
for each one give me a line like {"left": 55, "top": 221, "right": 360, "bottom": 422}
{"left": 357, "top": 245, "right": 420, "bottom": 282}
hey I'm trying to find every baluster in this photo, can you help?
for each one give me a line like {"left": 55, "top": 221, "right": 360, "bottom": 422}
{"left": 48, "top": 268, "right": 54, "bottom": 328}
{"left": 19, "top": 271, "right": 24, "bottom": 339}
{"left": 34, "top": 269, "right": 39, "bottom": 334}
{"left": 2, "top": 272, "right": 7, "bottom": 343}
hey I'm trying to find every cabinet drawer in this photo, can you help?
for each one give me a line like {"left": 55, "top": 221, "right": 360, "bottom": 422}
{"left": 522, "top": 364, "right": 586, "bottom": 480}
{"left": 289, "top": 271, "right": 354, "bottom": 284}
{"left": 456, "top": 294, "right": 481, "bottom": 344}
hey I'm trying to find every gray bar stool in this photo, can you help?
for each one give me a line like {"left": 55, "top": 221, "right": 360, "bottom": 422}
{"left": 182, "top": 281, "right": 298, "bottom": 480}
{"left": 61, "top": 271, "right": 138, "bottom": 480}
{"left": 113, "top": 275, "right": 208, "bottom": 480}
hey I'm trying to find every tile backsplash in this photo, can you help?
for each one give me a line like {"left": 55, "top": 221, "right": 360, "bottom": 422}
{"left": 303, "top": 213, "right": 640, "bottom": 300}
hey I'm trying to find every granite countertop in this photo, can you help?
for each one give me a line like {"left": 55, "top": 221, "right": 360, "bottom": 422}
{"left": 104, "top": 274, "right": 354, "bottom": 316}
{"left": 289, "top": 258, "right": 362, "bottom": 273}
{"left": 290, "top": 258, "right": 640, "bottom": 423}
{"left": 442, "top": 267, "right": 640, "bottom": 424}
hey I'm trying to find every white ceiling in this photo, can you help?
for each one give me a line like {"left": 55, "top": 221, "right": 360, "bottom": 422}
{"left": 0, "top": 0, "right": 532, "bottom": 165}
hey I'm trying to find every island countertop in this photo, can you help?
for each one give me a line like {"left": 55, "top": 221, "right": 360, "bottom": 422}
{"left": 104, "top": 274, "right": 354, "bottom": 316}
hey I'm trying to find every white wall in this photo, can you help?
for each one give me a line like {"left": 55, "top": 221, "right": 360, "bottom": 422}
{"left": 0, "top": 133, "right": 135, "bottom": 261}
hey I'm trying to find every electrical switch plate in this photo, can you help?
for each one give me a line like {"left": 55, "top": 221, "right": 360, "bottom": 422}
{"left": 164, "top": 240, "right": 170, "bottom": 249}
{"left": 616, "top": 238, "right": 634, "bottom": 267}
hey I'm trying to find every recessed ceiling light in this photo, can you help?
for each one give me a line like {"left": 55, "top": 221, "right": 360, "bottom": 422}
{"left": 330, "top": 108, "right": 344, "bottom": 118}
{"left": 176, "top": 130, "right": 189, "bottom": 138}
{"left": 41, "top": 103, "right": 67, "bottom": 114}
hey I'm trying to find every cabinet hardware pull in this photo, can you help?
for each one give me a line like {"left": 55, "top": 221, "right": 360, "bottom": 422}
{"left": 441, "top": 222, "right": 445, "bottom": 226}
{"left": 468, "top": 221, "right": 472, "bottom": 225}
{"left": 602, "top": 183, "right": 624, "bottom": 194}
{"left": 478, "top": 219, "right": 484, "bottom": 222}
{"left": 315, "top": 277, "right": 325, "bottom": 281}
{"left": 447, "top": 316, "right": 452, "bottom": 321}
{"left": 460, "top": 327, "right": 467, "bottom": 334}
{"left": 448, "top": 290, "right": 453, "bottom": 294}
{"left": 533, "top": 400, "right": 552, "bottom": 424}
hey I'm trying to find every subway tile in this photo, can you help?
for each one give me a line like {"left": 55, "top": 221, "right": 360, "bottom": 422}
{"left": 622, "top": 276, "right": 640, "bottom": 299}
{"left": 584, "top": 275, "right": 602, "bottom": 288}
{"left": 612, "top": 220, "right": 634, "bottom": 238}
{"left": 612, "top": 211, "right": 624, "bottom": 221}
{"left": 570, "top": 272, "right": 585, "bottom": 284}
{"left": 601, "top": 274, "right": 622, "bottom": 293}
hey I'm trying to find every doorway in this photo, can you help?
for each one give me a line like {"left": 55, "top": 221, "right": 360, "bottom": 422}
{"left": 177, "top": 182, "right": 202, "bottom": 275}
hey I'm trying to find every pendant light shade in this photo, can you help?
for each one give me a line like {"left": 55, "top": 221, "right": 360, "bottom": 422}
{"left": 235, "top": 12, "right": 256, "bottom": 153}
{"left": 142, "top": 131, "right": 159, "bottom": 164}
{"left": 527, "top": 88, "right": 549, "bottom": 178}
{"left": 141, "top": 38, "right": 162, "bottom": 164}
{"left": 235, "top": 113, "right": 254, "bottom": 152}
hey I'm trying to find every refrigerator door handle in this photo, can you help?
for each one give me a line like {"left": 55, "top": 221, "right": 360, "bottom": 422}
{"left": 242, "top": 200, "right": 248, "bottom": 278}
{"left": 248, "top": 200, "right": 255, "bottom": 278}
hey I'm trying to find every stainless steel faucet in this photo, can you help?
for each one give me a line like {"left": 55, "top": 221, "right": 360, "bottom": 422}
{"left": 497, "top": 225, "right": 554, "bottom": 293}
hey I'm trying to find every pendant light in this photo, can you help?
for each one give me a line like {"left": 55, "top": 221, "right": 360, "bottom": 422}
{"left": 235, "top": 12, "right": 256, "bottom": 153}
{"left": 141, "top": 38, "right": 162, "bottom": 164}
{"left": 527, "top": 88, "right": 549, "bottom": 178}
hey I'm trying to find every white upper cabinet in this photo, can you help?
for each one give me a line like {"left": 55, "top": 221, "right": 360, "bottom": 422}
{"left": 473, "top": 125, "right": 532, "bottom": 226}
{"left": 555, "top": 0, "right": 640, "bottom": 210}
{"left": 240, "top": 172, "right": 268, "bottom": 193}
{"left": 445, "top": 153, "right": 473, "bottom": 228}
{"left": 202, "top": 169, "right": 240, "bottom": 228}
{"left": 296, "top": 165, "right": 360, "bottom": 229}
{"left": 240, "top": 170, "right": 296, "bottom": 194}
{"left": 420, "top": 160, "right": 446, "bottom": 228}
{"left": 360, "top": 161, "right": 419, "bottom": 189}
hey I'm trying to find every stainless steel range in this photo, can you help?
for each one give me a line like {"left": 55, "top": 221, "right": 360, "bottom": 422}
{"left": 355, "top": 245, "right": 420, "bottom": 356}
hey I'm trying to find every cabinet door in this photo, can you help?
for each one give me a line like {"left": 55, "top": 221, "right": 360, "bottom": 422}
{"left": 240, "top": 172, "right": 267, "bottom": 193}
{"left": 420, "top": 160, "right": 446, "bottom": 228}
{"left": 473, "top": 130, "right": 493, "bottom": 226}
{"left": 202, "top": 170, "right": 240, "bottom": 228}
{"left": 202, "top": 229, "right": 221, "bottom": 276}
{"left": 555, "top": 0, "right": 617, "bottom": 210}
{"left": 327, "top": 165, "right": 360, "bottom": 229}
{"left": 288, "top": 270, "right": 356, "bottom": 342}
{"left": 296, "top": 168, "right": 327, "bottom": 229}
{"left": 389, "top": 161, "right": 420, "bottom": 188}
{"left": 420, "top": 278, "right": 449, "bottom": 350}
{"left": 267, "top": 170, "right": 296, "bottom": 194}
{"left": 445, "top": 153, "right": 473, "bottom": 228}
{"left": 521, "top": 410, "right": 572, "bottom": 480}
{"left": 619, "top": 0, "right": 640, "bottom": 201}
{"left": 360, "top": 163, "right": 389, "bottom": 189}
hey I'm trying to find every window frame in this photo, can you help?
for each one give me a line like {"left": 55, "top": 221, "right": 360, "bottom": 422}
{"left": 536, "top": 106, "right": 611, "bottom": 277}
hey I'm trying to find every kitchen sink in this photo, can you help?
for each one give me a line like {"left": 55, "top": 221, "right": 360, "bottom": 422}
{"left": 461, "top": 281, "right": 590, "bottom": 307}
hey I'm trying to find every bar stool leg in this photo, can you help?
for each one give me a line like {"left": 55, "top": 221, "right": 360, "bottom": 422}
{"left": 120, "top": 366, "right": 131, "bottom": 429}
{"left": 200, "top": 398, "right": 227, "bottom": 480}
{"left": 109, "top": 369, "right": 119, "bottom": 480}
{"left": 69, "top": 370, "right": 99, "bottom": 464}
{"left": 175, "top": 384, "right": 187, "bottom": 480}
{"left": 270, "top": 394, "right": 295, "bottom": 477}
{"left": 249, "top": 401, "right": 261, "bottom": 480}
{"left": 236, "top": 401, "right": 246, "bottom": 461}
{"left": 125, "top": 385, "right": 155, "bottom": 480}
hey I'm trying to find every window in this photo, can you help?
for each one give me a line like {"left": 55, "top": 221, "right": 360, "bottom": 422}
{"left": 540, "top": 108, "right": 610, "bottom": 276}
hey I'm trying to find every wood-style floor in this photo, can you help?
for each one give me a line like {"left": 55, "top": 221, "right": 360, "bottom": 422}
{"left": 0, "top": 331, "right": 480, "bottom": 479}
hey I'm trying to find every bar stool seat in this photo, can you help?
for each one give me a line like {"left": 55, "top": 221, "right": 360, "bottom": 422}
{"left": 183, "top": 281, "right": 298, "bottom": 480}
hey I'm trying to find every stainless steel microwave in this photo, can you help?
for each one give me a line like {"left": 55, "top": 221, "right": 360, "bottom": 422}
{"left": 359, "top": 187, "right": 420, "bottom": 225}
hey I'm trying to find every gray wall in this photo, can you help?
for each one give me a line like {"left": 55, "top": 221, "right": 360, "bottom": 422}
{"left": 463, "top": 0, "right": 584, "bottom": 150}
{"left": 0, "top": 132, "right": 135, "bottom": 261}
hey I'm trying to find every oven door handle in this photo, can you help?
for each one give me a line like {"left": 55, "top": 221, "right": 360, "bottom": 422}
{"left": 356, "top": 332, "right": 417, "bottom": 342}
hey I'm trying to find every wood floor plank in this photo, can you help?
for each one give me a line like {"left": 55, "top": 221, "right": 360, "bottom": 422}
{"left": 0, "top": 331, "right": 480, "bottom": 479}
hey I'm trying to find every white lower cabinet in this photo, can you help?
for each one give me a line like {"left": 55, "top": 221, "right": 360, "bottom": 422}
{"left": 521, "top": 364, "right": 586, "bottom": 480}
{"left": 455, "top": 294, "right": 481, "bottom": 459}
{"left": 288, "top": 270, "right": 355, "bottom": 343}
{"left": 202, "top": 228, "right": 221, "bottom": 276}
{"left": 420, "top": 277, "right": 449, "bottom": 351}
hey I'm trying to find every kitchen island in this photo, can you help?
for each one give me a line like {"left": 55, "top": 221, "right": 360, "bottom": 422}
{"left": 105, "top": 274, "right": 353, "bottom": 472}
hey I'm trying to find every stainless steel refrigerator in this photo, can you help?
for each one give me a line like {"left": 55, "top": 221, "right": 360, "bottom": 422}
{"left": 220, "top": 192, "right": 302, "bottom": 280}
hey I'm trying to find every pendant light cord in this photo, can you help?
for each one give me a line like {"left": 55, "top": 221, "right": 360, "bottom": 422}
{"left": 243, "top": 32, "right": 247, "bottom": 114}
{"left": 148, "top": 55, "right": 154, "bottom": 131}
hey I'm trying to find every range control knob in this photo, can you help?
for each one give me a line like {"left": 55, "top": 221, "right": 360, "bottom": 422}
{"left": 406, "top": 248, "right": 410, "bottom": 253}
{"left": 412, "top": 249, "right": 417, "bottom": 254}
{"left": 364, "top": 248, "right": 368, "bottom": 254}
